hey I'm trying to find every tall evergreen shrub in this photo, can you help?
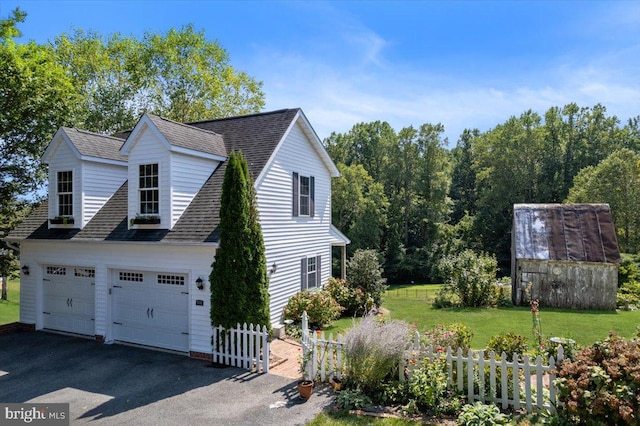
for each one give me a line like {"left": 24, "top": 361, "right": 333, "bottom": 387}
{"left": 210, "top": 151, "right": 270, "bottom": 329}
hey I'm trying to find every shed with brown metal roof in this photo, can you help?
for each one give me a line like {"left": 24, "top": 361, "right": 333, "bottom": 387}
{"left": 511, "top": 204, "right": 620, "bottom": 310}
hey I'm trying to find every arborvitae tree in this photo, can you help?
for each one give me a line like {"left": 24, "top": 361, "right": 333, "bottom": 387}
{"left": 243, "top": 158, "right": 271, "bottom": 330}
{"left": 210, "top": 151, "right": 250, "bottom": 329}
{"left": 210, "top": 151, "right": 270, "bottom": 329}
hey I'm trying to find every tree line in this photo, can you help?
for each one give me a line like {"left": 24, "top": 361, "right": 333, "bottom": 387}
{"left": 326, "top": 105, "right": 640, "bottom": 283}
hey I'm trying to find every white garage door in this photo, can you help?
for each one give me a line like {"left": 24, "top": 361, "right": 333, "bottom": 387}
{"left": 112, "top": 270, "right": 189, "bottom": 352}
{"left": 43, "top": 265, "right": 95, "bottom": 336}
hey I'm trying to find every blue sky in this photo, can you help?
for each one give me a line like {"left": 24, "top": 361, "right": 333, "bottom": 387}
{"left": 2, "top": 0, "right": 639, "bottom": 144}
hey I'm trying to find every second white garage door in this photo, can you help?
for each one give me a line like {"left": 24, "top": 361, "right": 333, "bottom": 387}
{"left": 111, "top": 270, "right": 189, "bottom": 352}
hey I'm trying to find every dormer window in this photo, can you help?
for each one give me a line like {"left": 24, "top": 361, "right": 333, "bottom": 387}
{"left": 292, "top": 172, "right": 315, "bottom": 217}
{"left": 139, "top": 163, "right": 159, "bottom": 215}
{"left": 57, "top": 171, "right": 73, "bottom": 216}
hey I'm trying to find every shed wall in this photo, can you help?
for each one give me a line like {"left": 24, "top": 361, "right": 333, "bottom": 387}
{"left": 514, "top": 259, "right": 617, "bottom": 310}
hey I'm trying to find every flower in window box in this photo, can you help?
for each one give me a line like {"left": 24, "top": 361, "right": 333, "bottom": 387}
{"left": 49, "top": 216, "right": 74, "bottom": 225}
{"left": 130, "top": 215, "right": 161, "bottom": 225}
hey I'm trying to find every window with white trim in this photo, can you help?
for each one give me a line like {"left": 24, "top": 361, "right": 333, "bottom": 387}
{"left": 157, "top": 274, "right": 185, "bottom": 286}
{"left": 301, "top": 255, "right": 321, "bottom": 290}
{"left": 292, "top": 172, "right": 314, "bottom": 217}
{"left": 46, "top": 266, "right": 67, "bottom": 275}
{"left": 57, "top": 171, "right": 73, "bottom": 216}
{"left": 139, "top": 163, "right": 159, "bottom": 215}
{"left": 119, "top": 271, "right": 143, "bottom": 282}
{"left": 74, "top": 268, "right": 95, "bottom": 278}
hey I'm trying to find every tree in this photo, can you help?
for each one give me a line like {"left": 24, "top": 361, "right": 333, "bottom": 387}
{"left": 449, "top": 129, "right": 479, "bottom": 223}
{"left": 566, "top": 149, "right": 640, "bottom": 253}
{"left": 54, "top": 24, "right": 265, "bottom": 133}
{"left": 332, "top": 163, "right": 388, "bottom": 253}
{"left": 1, "top": 8, "right": 78, "bottom": 283}
{"left": 210, "top": 152, "right": 270, "bottom": 329}
{"left": 243, "top": 157, "right": 270, "bottom": 329}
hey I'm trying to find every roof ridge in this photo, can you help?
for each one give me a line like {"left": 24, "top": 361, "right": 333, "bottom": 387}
{"left": 187, "top": 108, "right": 299, "bottom": 126}
{"left": 63, "top": 127, "right": 126, "bottom": 142}
{"left": 147, "top": 114, "right": 223, "bottom": 137}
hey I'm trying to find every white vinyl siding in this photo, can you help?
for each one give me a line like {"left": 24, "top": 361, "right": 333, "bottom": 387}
{"left": 256, "top": 121, "right": 333, "bottom": 325}
{"left": 170, "top": 153, "right": 220, "bottom": 228}
{"left": 46, "top": 137, "right": 127, "bottom": 229}
{"left": 82, "top": 163, "right": 127, "bottom": 227}
{"left": 47, "top": 142, "right": 80, "bottom": 224}
{"left": 127, "top": 126, "right": 170, "bottom": 228}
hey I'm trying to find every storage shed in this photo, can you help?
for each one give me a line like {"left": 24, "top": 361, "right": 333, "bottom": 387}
{"left": 511, "top": 204, "right": 621, "bottom": 310}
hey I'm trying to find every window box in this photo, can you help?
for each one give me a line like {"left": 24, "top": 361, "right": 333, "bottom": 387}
{"left": 49, "top": 217, "right": 75, "bottom": 225}
{"left": 130, "top": 215, "right": 161, "bottom": 225}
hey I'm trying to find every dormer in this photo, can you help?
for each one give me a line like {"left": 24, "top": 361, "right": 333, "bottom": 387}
{"left": 120, "top": 114, "right": 227, "bottom": 230}
{"left": 42, "top": 128, "right": 128, "bottom": 229}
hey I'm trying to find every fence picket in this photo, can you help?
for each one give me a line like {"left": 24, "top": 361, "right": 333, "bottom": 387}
{"left": 211, "top": 322, "right": 269, "bottom": 373}
{"left": 299, "top": 311, "right": 564, "bottom": 414}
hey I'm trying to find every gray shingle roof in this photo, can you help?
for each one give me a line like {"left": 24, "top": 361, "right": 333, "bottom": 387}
{"left": 146, "top": 115, "right": 227, "bottom": 158}
{"left": 513, "top": 203, "right": 621, "bottom": 263}
{"left": 8, "top": 109, "right": 300, "bottom": 244}
{"left": 61, "top": 127, "right": 127, "bottom": 162}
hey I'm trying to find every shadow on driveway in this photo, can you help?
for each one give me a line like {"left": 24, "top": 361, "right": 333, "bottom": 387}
{"left": 0, "top": 332, "right": 333, "bottom": 425}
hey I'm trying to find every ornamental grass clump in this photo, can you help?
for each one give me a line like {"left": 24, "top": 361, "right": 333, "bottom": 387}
{"left": 344, "top": 315, "right": 411, "bottom": 393}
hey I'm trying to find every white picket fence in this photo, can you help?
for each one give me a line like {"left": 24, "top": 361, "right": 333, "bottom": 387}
{"left": 212, "top": 322, "right": 270, "bottom": 373}
{"left": 301, "top": 311, "right": 566, "bottom": 413}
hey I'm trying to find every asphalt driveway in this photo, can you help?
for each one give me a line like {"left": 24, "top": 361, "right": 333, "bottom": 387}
{"left": 0, "top": 331, "right": 333, "bottom": 425}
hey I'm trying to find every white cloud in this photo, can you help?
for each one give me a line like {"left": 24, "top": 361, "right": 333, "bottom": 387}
{"left": 250, "top": 4, "right": 640, "bottom": 146}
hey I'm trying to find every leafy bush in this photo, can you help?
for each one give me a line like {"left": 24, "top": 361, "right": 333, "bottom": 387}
{"left": 344, "top": 315, "right": 411, "bottom": 393}
{"left": 619, "top": 253, "right": 640, "bottom": 286}
{"left": 423, "top": 323, "right": 473, "bottom": 353}
{"left": 439, "top": 250, "right": 498, "bottom": 308}
{"left": 324, "top": 277, "right": 373, "bottom": 316}
{"left": 283, "top": 290, "right": 343, "bottom": 328}
{"left": 617, "top": 280, "right": 640, "bottom": 310}
{"left": 433, "top": 284, "right": 460, "bottom": 308}
{"left": 555, "top": 334, "right": 640, "bottom": 425}
{"left": 407, "top": 356, "right": 448, "bottom": 410}
{"left": 347, "top": 249, "right": 388, "bottom": 307}
{"left": 457, "top": 402, "right": 509, "bottom": 425}
{"left": 491, "top": 277, "right": 513, "bottom": 307}
{"left": 335, "top": 388, "right": 372, "bottom": 410}
{"left": 487, "top": 332, "right": 528, "bottom": 362}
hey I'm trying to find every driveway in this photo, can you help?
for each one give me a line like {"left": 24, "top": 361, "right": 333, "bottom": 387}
{"left": 0, "top": 331, "right": 333, "bottom": 425}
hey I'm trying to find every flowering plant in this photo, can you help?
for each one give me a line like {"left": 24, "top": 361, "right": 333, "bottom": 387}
{"left": 531, "top": 299, "right": 544, "bottom": 349}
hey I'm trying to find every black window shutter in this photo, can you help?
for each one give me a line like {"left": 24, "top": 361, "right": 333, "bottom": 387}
{"left": 316, "top": 255, "right": 321, "bottom": 288}
{"left": 310, "top": 176, "right": 315, "bottom": 218}
{"left": 292, "top": 172, "right": 299, "bottom": 217}
{"left": 300, "top": 257, "right": 307, "bottom": 291}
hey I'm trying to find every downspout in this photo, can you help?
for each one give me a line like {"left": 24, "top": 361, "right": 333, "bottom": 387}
{"left": 5, "top": 241, "right": 20, "bottom": 253}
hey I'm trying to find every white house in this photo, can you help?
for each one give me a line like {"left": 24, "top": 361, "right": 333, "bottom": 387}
{"left": 7, "top": 109, "right": 350, "bottom": 359}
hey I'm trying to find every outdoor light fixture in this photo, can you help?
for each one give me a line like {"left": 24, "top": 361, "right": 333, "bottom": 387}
{"left": 21, "top": 265, "right": 30, "bottom": 275}
{"left": 270, "top": 262, "right": 277, "bottom": 275}
{"left": 195, "top": 277, "right": 204, "bottom": 290}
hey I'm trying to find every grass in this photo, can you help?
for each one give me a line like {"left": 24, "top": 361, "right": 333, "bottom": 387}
{"left": 0, "top": 278, "right": 20, "bottom": 325}
{"left": 324, "top": 284, "right": 640, "bottom": 349}
{"left": 307, "top": 411, "right": 423, "bottom": 426}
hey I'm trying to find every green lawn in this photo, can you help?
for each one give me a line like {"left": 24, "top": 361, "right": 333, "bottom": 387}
{"left": 0, "top": 278, "right": 20, "bottom": 325}
{"left": 324, "top": 284, "right": 640, "bottom": 349}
